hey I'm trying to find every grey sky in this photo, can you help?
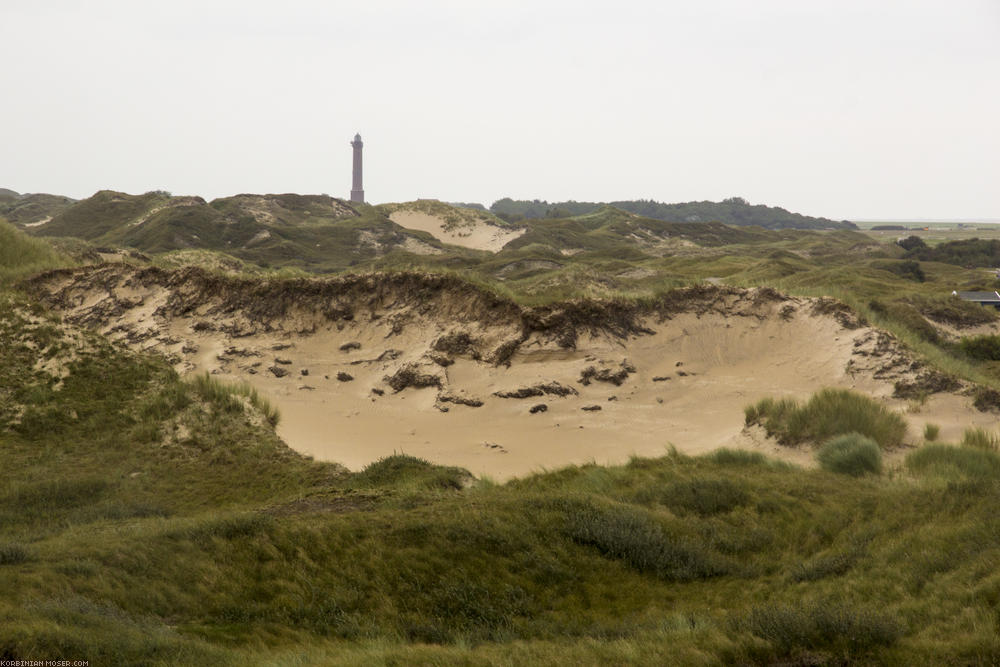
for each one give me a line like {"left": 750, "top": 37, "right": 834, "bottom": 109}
{"left": 2, "top": 0, "right": 998, "bottom": 220}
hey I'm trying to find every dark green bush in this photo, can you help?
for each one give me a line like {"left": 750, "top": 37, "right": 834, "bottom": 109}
{"left": 356, "top": 454, "right": 469, "bottom": 490}
{"left": 564, "top": 502, "right": 731, "bottom": 581}
{"left": 959, "top": 335, "right": 1000, "bottom": 362}
{"left": 816, "top": 433, "right": 882, "bottom": 477}
{"left": 739, "top": 600, "right": 904, "bottom": 656}
{"left": 897, "top": 235, "right": 927, "bottom": 252}
{"left": 640, "top": 478, "right": 749, "bottom": 516}
{"left": 0, "top": 542, "right": 30, "bottom": 565}
{"left": 871, "top": 259, "right": 925, "bottom": 282}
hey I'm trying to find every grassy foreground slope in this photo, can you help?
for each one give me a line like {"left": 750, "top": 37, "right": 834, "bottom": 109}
{"left": 3, "top": 226, "right": 1000, "bottom": 664}
{"left": 4, "top": 301, "right": 1000, "bottom": 664}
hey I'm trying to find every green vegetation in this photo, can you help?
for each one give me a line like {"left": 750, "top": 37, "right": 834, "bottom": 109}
{"left": 816, "top": 433, "right": 883, "bottom": 476}
{"left": 745, "top": 388, "right": 907, "bottom": 448}
{"left": 0, "top": 296, "right": 995, "bottom": 662}
{"left": 10, "top": 191, "right": 1000, "bottom": 662}
{"left": 189, "top": 372, "right": 280, "bottom": 427}
{"left": 6, "top": 325, "right": 1000, "bottom": 665}
{"left": 958, "top": 334, "right": 1000, "bottom": 361}
{"left": 903, "top": 237, "right": 1000, "bottom": 267}
{"left": 0, "top": 219, "right": 70, "bottom": 284}
{"left": 0, "top": 191, "right": 76, "bottom": 225}
{"left": 490, "top": 196, "right": 856, "bottom": 230}
{"left": 924, "top": 423, "right": 940, "bottom": 441}
{"left": 961, "top": 426, "right": 1000, "bottom": 451}
{"left": 906, "top": 443, "right": 1000, "bottom": 480}
{"left": 22, "top": 188, "right": 1000, "bottom": 403}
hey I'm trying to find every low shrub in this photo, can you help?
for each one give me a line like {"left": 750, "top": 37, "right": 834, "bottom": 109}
{"left": 0, "top": 542, "right": 30, "bottom": 565}
{"left": 3, "top": 477, "right": 111, "bottom": 511}
{"left": 638, "top": 478, "right": 749, "bottom": 517}
{"left": 356, "top": 454, "right": 470, "bottom": 490}
{"left": 738, "top": 600, "right": 904, "bottom": 656}
{"left": 745, "top": 389, "right": 906, "bottom": 448}
{"left": 959, "top": 335, "right": 1000, "bottom": 362}
{"left": 816, "top": 433, "right": 882, "bottom": 477}
{"left": 924, "top": 423, "right": 940, "bottom": 442}
{"left": 791, "top": 549, "right": 860, "bottom": 582}
{"left": 910, "top": 294, "right": 998, "bottom": 326}
{"left": 870, "top": 259, "right": 925, "bottom": 282}
{"left": 564, "top": 501, "right": 731, "bottom": 581}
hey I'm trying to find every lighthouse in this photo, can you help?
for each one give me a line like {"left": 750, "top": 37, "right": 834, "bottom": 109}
{"left": 350, "top": 133, "right": 364, "bottom": 203}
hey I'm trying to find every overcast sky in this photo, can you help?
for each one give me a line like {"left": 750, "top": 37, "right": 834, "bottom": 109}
{"left": 2, "top": 1, "right": 998, "bottom": 220}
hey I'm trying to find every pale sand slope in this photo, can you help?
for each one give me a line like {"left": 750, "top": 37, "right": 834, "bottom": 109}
{"left": 389, "top": 210, "right": 524, "bottom": 252}
{"left": 30, "top": 265, "right": 994, "bottom": 480}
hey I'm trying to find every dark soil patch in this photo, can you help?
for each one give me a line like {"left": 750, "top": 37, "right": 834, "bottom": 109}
{"left": 437, "top": 393, "right": 484, "bottom": 408}
{"left": 893, "top": 372, "right": 962, "bottom": 399}
{"left": 529, "top": 404, "right": 547, "bottom": 414}
{"left": 494, "top": 382, "right": 578, "bottom": 399}
{"left": 811, "top": 298, "right": 865, "bottom": 329}
{"left": 579, "top": 360, "right": 636, "bottom": 386}
{"left": 429, "top": 352, "right": 453, "bottom": 367}
{"left": 384, "top": 365, "right": 442, "bottom": 392}
{"left": 433, "top": 332, "right": 478, "bottom": 356}
{"left": 973, "top": 387, "right": 1000, "bottom": 412}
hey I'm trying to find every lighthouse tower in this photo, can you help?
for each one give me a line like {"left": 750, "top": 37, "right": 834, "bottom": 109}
{"left": 350, "top": 134, "right": 364, "bottom": 203}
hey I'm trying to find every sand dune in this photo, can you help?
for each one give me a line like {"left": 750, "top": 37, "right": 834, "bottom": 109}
{"left": 387, "top": 207, "right": 524, "bottom": 252}
{"left": 29, "top": 265, "right": 991, "bottom": 479}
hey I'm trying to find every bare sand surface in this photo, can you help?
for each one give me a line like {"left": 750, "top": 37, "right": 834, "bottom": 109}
{"left": 31, "top": 265, "right": 995, "bottom": 480}
{"left": 389, "top": 210, "right": 524, "bottom": 252}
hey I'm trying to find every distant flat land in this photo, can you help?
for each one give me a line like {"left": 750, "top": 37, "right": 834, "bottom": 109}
{"left": 854, "top": 220, "right": 1000, "bottom": 246}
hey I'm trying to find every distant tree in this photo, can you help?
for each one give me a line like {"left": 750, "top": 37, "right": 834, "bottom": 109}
{"left": 723, "top": 196, "right": 749, "bottom": 206}
{"left": 897, "top": 235, "right": 927, "bottom": 252}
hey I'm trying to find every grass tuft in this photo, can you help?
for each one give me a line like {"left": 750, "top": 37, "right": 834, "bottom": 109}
{"left": 923, "top": 422, "right": 940, "bottom": 442}
{"left": 357, "top": 454, "right": 470, "bottom": 490}
{"left": 189, "top": 372, "right": 280, "bottom": 427}
{"left": 816, "top": 433, "right": 882, "bottom": 477}
{"left": 746, "top": 388, "right": 906, "bottom": 448}
{"left": 961, "top": 427, "right": 1000, "bottom": 451}
{"left": 906, "top": 444, "right": 1000, "bottom": 479}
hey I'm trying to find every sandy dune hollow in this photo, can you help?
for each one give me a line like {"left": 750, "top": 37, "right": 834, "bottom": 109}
{"left": 29, "top": 265, "right": 993, "bottom": 479}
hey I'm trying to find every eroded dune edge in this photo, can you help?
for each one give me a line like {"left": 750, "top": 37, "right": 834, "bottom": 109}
{"left": 27, "top": 264, "right": 988, "bottom": 478}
